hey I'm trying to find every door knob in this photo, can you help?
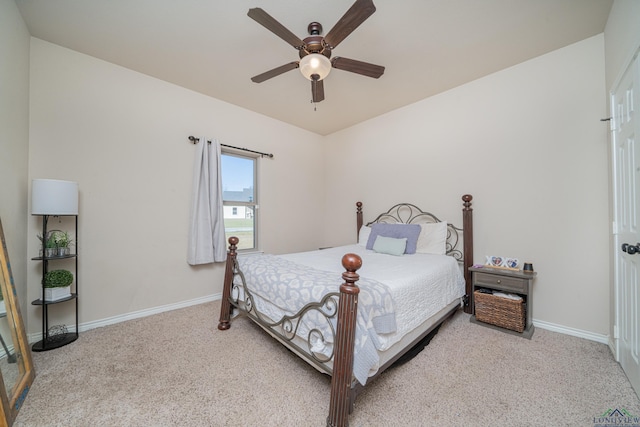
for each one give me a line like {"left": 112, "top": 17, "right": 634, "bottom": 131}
{"left": 622, "top": 243, "right": 640, "bottom": 254}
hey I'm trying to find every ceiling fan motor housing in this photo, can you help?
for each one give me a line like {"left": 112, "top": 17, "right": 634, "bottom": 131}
{"left": 300, "top": 22, "right": 331, "bottom": 59}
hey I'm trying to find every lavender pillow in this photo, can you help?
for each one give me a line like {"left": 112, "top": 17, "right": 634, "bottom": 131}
{"left": 366, "top": 223, "right": 422, "bottom": 254}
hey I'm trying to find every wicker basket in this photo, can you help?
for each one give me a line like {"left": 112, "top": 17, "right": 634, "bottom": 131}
{"left": 474, "top": 290, "right": 525, "bottom": 333}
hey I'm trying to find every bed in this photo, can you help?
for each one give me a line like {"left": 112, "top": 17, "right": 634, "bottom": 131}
{"left": 217, "top": 195, "right": 474, "bottom": 427}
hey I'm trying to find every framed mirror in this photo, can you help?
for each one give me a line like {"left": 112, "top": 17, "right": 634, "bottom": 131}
{"left": 0, "top": 217, "right": 35, "bottom": 426}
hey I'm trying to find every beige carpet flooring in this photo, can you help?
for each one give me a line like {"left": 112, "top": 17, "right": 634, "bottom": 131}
{"left": 13, "top": 300, "right": 640, "bottom": 427}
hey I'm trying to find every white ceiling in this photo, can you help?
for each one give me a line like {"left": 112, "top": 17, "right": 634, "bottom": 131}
{"left": 16, "top": 0, "right": 612, "bottom": 136}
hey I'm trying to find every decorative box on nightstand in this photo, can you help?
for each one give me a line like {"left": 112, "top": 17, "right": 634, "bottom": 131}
{"left": 469, "top": 266, "right": 536, "bottom": 339}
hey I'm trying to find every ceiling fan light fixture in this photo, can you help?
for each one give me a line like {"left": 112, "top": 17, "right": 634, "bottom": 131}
{"left": 299, "top": 54, "right": 332, "bottom": 81}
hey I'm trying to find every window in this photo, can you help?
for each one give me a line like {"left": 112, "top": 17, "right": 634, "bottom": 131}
{"left": 221, "top": 152, "right": 257, "bottom": 251}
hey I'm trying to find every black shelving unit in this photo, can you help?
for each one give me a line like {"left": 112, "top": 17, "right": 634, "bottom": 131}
{"left": 31, "top": 214, "right": 79, "bottom": 351}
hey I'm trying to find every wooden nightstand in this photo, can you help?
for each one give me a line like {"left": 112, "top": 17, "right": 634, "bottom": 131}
{"left": 469, "top": 266, "right": 536, "bottom": 339}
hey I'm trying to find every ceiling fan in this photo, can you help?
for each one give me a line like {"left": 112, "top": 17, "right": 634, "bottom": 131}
{"left": 248, "top": 0, "right": 385, "bottom": 103}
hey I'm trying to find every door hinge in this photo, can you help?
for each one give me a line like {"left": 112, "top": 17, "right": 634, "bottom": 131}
{"left": 613, "top": 325, "right": 619, "bottom": 339}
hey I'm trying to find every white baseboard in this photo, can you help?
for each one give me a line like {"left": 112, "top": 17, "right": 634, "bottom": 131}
{"left": 27, "top": 297, "right": 610, "bottom": 347}
{"left": 28, "top": 293, "right": 222, "bottom": 344}
{"left": 533, "top": 318, "right": 609, "bottom": 344}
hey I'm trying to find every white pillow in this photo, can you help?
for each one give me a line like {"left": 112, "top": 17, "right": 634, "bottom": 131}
{"left": 358, "top": 225, "right": 371, "bottom": 246}
{"left": 416, "top": 222, "right": 447, "bottom": 255}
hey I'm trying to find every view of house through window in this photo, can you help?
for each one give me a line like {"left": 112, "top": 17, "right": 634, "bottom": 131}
{"left": 221, "top": 152, "right": 256, "bottom": 251}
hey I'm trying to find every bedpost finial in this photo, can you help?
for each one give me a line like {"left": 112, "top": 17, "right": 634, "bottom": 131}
{"left": 342, "top": 253, "right": 362, "bottom": 272}
{"left": 356, "top": 201, "right": 362, "bottom": 212}
{"left": 341, "top": 253, "right": 361, "bottom": 292}
{"left": 228, "top": 236, "right": 239, "bottom": 251}
{"left": 462, "top": 194, "right": 473, "bottom": 209}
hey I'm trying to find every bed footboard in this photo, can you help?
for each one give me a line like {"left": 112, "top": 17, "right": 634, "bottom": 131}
{"left": 218, "top": 240, "right": 341, "bottom": 368}
{"left": 217, "top": 240, "right": 361, "bottom": 427}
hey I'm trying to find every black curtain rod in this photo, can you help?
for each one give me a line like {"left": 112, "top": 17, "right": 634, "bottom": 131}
{"left": 188, "top": 136, "right": 274, "bottom": 158}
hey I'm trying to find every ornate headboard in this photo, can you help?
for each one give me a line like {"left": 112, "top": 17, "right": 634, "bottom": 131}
{"left": 356, "top": 195, "right": 474, "bottom": 313}
{"left": 363, "top": 202, "right": 463, "bottom": 262}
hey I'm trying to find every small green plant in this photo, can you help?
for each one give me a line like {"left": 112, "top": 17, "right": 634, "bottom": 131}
{"left": 51, "top": 230, "right": 73, "bottom": 249}
{"left": 43, "top": 269, "right": 73, "bottom": 288}
{"left": 37, "top": 232, "right": 57, "bottom": 249}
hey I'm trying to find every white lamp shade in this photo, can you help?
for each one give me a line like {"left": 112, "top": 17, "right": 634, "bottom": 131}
{"left": 299, "top": 54, "right": 332, "bottom": 81}
{"left": 32, "top": 179, "right": 78, "bottom": 215}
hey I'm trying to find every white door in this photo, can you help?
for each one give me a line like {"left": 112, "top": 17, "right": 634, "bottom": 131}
{"left": 612, "top": 51, "right": 640, "bottom": 397}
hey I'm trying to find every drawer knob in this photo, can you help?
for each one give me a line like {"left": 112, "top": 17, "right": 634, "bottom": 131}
{"left": 496, "top": 279, "right": 501, "bottom": 284}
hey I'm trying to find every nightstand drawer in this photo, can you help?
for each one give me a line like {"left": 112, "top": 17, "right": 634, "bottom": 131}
{"left": 474, "top": 272, "right": 527, "bottom": 293}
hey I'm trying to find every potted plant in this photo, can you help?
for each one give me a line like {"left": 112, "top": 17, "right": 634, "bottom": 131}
{"left": 37, "top": 232, "right": 58, "bottom": 258}
{"left": 43, "top": 269, "right": 73, "bottom": 301}
{"left": 52, "top": 230, "right": 73, "bottom": 256}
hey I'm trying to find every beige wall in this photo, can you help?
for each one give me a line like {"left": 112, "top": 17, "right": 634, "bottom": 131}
{"left": 0, "top": 0, "right": 31, "bottom": 317}
{"left": 323, "top": 35, "right": 610, "bottom": 337}
{"left": 27, "top": 39, "right": 325, "bottom": 334}
{"left": 12, "top": 4, "right": 631, "bottom": 340}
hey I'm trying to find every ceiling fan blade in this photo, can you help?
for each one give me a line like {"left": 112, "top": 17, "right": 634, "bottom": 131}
{"left": 331, "top": 57, "right": 385, "bottom": 78}
{"left": 324, "top": 0, "right": 376, "bottom": 49}
{"left": 311, "top": 78, "right": 325, "bottom": 103}
{"left": 248, "top": 8, "right": 306, "bottom": 49}
{"left": 251, "top": 62, "right": 299, "bottom": 83}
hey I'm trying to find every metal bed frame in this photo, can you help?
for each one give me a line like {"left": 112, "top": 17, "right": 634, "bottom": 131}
{"left": 218, "top": 195, "right": 474, "bottom": 427}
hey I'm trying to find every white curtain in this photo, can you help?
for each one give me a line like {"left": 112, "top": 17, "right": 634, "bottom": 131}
{"left": 187, "top": 137, "right": 227, "bottom": 265}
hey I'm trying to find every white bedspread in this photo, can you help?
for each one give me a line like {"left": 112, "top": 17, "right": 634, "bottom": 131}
{"left": 235, "top": 245, "right": 465, "bottom": 384}
{"left": 281, "top": 245, "right": 466, "bottom": 350}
